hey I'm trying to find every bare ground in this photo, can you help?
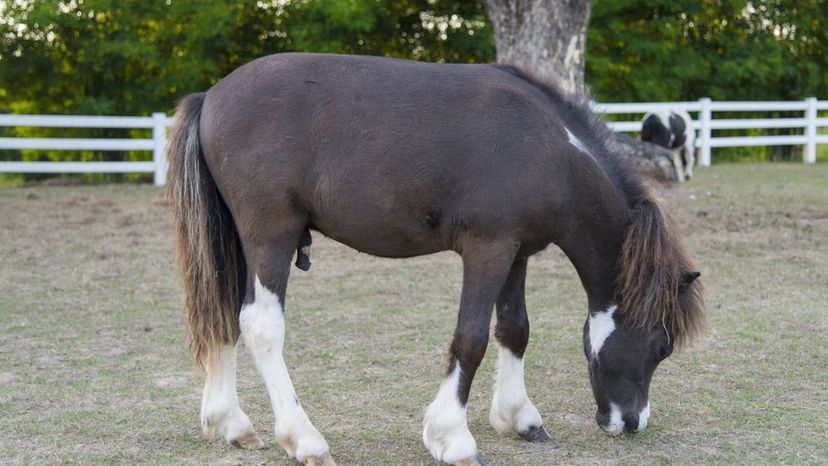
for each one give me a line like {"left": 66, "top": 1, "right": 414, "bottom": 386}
{"left": 0, "top": 164, "right": 826, "bottom": 465}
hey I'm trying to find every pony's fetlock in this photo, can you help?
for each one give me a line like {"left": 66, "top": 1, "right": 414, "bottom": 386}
{"left": 201, "top": 407, "right": 261, "bottom": 449}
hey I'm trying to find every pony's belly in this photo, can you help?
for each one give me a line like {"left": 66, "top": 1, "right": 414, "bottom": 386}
{"left": 311, "top": 224, "right": 447, "bottom": 259}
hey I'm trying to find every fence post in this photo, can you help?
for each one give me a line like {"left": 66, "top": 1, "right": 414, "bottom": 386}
{"left": 152, "top": 112, "right": 168, "bottom": 186}
{"left": 805, "top": 97, "right": 817, "bottom": 164}
{"left": 699, "top": 97, "right": 712, "bottom": 167}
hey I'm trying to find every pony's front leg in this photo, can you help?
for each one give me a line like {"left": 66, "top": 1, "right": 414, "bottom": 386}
{"left": 671, "top": 150, "right": 686, "bottom": 182}
{"left": 201, "top": 344, "right": 264, "bottom": 449}
{"left": 423, "top": 241, "right": 517, "bottom": 466}
{"left": 684, "top": 142, "right": 696, "bottom": 179}
{"left": 489, "top": 258, "right": 550, "bottom": 442}
{"left": 240, "top": 246, "right": 333, "bottom": 466}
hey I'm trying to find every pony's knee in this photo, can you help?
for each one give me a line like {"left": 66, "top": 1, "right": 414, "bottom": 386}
{"left": 451, "top": 327, "right": 489, "bottom": 371}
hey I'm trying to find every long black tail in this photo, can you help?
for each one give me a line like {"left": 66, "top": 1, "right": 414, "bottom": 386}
{"left": 166, "top": 93, "right": 246, "bottom": 371}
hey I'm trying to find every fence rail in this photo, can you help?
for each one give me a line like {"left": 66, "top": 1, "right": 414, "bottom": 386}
{"left": 596, "top": 97, "right": 827, "bottom": 165}
{"left": 0, "top": 113, "right": 171, "bottom": 185}
{"left": 1, "top": 98, "right": 825, "bottom": 185}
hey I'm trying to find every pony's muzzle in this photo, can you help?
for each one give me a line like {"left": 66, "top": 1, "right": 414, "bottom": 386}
{"left": 596, "top": 402, "right": 650, "bottom": 436}
{"left": 597, "top": 416, "right": 639, "bottom": 437}
{"left": 595, "top": 410, "right": 622, "bottom": 437}
{"left": 600, "top": 422, "right": 624, "bottom": 437}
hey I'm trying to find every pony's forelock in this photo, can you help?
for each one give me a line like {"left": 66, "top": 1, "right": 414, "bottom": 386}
{"left": 616, "top": 196, "right": 705, "bottom": 348}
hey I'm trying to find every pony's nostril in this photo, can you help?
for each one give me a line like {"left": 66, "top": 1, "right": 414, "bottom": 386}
{"left": 622, "top": 414, "right": 639, "bottom": 432}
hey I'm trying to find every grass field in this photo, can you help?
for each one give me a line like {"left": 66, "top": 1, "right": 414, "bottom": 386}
{"left": 1, "top": 164, "right": 826, "bottom": 465}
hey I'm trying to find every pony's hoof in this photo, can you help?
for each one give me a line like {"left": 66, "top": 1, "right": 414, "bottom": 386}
{"left": 304, "top": 451, "right": 336, "bottom": 466}
{"left": 230, "top": 430, "right": 265, "bottom": 450}
{"left": 519, "top": 424, "right": 552, "bottom": 443}
{"left": 456, "top": 454, "right": 488, "bottom": 466}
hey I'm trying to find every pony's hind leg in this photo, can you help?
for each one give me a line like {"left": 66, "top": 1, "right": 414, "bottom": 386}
{"left": 201, "top": 344, "right": 264, "bottom": 449}
{"left": 423, "top": 239, "right": 518, "bottom": 466}
{"left": 239, "top": 242, "right": 334, "bottom": 465}
{"left": 488, "top": 258, "right": 550, "bottom": 442}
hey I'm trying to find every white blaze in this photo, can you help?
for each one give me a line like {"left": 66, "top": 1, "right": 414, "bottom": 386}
{"left": 654, "top": 110, "right": 671, "bottom": 130}
{"left": 589, "top": 305, "right": 617, "bottom": 357}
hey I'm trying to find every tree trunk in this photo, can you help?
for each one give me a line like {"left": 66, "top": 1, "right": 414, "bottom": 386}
{"left": 485, "top": 0, "right": 591, "bottom": 94}
{"left": 485, "top": 0, "right": 679, "bottom": 182}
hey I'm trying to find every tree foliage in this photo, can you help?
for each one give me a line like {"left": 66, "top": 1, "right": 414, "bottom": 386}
{"left": 281, "top": 0, "right": 493, "bottom": 63}
{"left": 0, "top": 0, "right": 493, "bottom": 116}
{"left": 587, "top": 0, "right": 828, "bottom": 102}
{"left": 2, "top": 0, "right": 825, "bottom": 116}
{"left": 1, "top": 0, "right": 824, "bottom": 176}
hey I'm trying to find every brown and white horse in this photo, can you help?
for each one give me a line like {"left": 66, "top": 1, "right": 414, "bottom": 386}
{"left": 167, "top": 53, "right": 705, "bottom": 466}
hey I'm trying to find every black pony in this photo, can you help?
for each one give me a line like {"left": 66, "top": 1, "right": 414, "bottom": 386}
{"left": 167, "top": 53, "right": 705, "bottom": 466}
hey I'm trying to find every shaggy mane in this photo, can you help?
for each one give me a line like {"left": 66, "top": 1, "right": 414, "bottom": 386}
{"left": 493, "top": 64, "right": 705, "bottom": 347}
{"left": 617, "top": 198, "right": 706, "bottom": 347}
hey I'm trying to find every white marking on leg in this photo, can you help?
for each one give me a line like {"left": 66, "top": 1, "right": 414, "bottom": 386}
{"left": 423, "top": 364, "right": 477, "bottom": 464}
{"left": 672, "top": 150, "right": 686, "bottom": 182}
{"left": 565, "top": 127, "right": 593, "bottom": 158}
{"left": 200, "top": 344, "right": 259, "bottom": 446}
{"left": 637, "top": 402, "right": 651, "bottom": 431}
{"left": 588, "top": 305, "right": 617, "bottom": 358}
{"left": 240, "top": 276, "right": 329, "bottom": 461}
{"left": 489, "top": 346, "right": 543, "bottom": 435}
{"left": 603, "top": 402, "right": 624, "bottom": 436}
{"left": 679, "top": 109, "right": 696, "bottom": 179}
{"left": 684, "top": 140, "right": 696, "bottom": 178}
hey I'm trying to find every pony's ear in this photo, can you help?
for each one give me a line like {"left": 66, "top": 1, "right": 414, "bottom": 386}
{"left": 680, "top": 271, "right": 701, "bottom": 290}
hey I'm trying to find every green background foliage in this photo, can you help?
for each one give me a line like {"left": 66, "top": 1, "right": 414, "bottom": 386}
{"left": 587, "top": 0, "right": 828, "bottom": 102}
{"left": 0, "top": 0, "right": 825, "bottom": 175}
{"left": 3, "top": 0, "right": 825, "bottom": 115}
{"left": 0, "top": 0, "right": 495, "bottom": 116}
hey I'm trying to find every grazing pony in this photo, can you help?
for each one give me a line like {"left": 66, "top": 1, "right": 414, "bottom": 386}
{"left": 641, "top": 110, "right": 697, "bottom": 181}
{"left": 167, "top": 53, "right": 705, "bottom": 466}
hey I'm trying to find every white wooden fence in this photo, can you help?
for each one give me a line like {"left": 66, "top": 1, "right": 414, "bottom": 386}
{"left": 1, "top": 99, "right": 826, "bottom": 186}
{"left": 0, "top": 113, "right": 172, "bottom": 186}
{"left": 595, "top": 98, "right": 828, "bottom": 166}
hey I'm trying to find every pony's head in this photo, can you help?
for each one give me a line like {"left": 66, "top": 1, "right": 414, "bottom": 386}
{"left": 583, "top": 198, "right": 705, "bottom": 436}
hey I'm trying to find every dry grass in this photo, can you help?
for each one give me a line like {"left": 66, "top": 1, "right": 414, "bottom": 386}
{"left": 0, "top": 164, "right": 826, "bottom": 465}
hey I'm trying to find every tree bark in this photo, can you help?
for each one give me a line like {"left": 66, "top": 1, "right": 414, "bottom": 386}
{"left": 485, "top": 0, "right": 679, "bottom": 181}
{"left": 485, "top": 0, "right": 591, "bottom": 94}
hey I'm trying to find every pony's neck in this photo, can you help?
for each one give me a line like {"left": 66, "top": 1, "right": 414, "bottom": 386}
{"left": 554, "top": 171, "right": 631, "bottom": 311}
